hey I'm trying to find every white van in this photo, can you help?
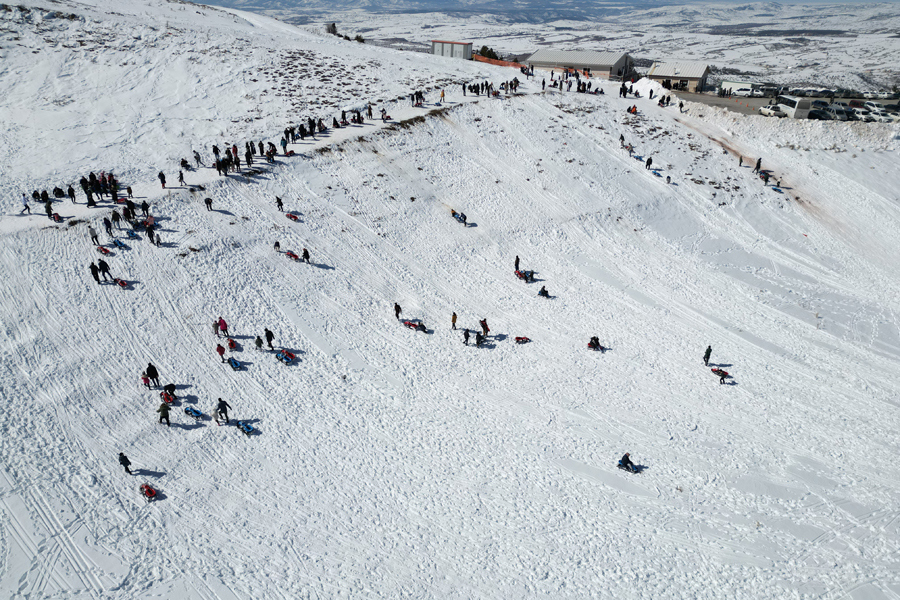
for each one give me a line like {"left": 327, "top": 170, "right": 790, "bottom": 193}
{"left": 733, "top": 88, "right": 753, "bottom": 97}
{"left": 775, "top": 95, "right": 812, "bottom": 119}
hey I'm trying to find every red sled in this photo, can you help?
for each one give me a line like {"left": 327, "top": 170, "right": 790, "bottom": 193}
{"left": 160, "top": 391, "right": 175, "bottom": 404}
{"left": 227, "top": 338, "right": 237, "bottom": 350}
{"left": 140, "top": 483, "right": 157, "bottom": 501}
{"left": 515, "top": 270, "right": 526, "bottom": 280}
{"left": 515, "top": 337, "right": 531, "bottom": 344}
{"left": 286, "top": 214, "right": 299, "bottom": 222}
{"left": 97, "top": 246, "right": 111, "bottom": 255}
{"left": 285, "top": 251, "right": 299, "bottom": 261}
{"left": 286, "top": 150, "right": 295, "bottom": 156}
{"left": 712, "top": 368, "right": 729, "bottom": 378}
{"left": 52, "top": 213, "right": 61, "bottom": 222}
{"left": 403, "top": 320, "right": 427, "bottom": 333}
{"left": 113, "top": 278, "right": 128, "bottom": 288}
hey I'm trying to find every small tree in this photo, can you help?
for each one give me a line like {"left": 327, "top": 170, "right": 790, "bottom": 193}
{"left": 479, "top": 45, "right": 499, "bottom": 60}
{"left": 325, "top": 22, "right": 337, "bottom": 35}
{"left": 354, "top": 34, "right": 365, "bottom": 43}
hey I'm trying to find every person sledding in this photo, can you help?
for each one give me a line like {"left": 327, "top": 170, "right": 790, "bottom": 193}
{"left": 538, "top": 286, "right": 549, "bottom": 298}
{"left": 618, "top": 452, "right": 637, "bottom": 473}
{"left": 588, "top": 336, "right": 603, "bottom": 351}
{"left": 712, "top": 368, "right": 729, "bottom": 384}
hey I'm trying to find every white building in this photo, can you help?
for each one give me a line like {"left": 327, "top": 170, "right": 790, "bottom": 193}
{"left": 431, "top": 40, "right": 472, "bottom": 60}
{"left": 646, "top": 62, "right": 711, "bottom": 92}
{"left": 526, "top": 49, "right": 633, "bottom": 79}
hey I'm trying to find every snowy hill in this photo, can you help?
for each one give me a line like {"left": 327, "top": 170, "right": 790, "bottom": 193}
{"left": 2, "top": 0, "right": 900, "bottom": 598}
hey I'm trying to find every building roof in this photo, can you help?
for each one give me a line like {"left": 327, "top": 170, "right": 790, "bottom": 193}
{"left": 526, "top": 49, "right": 629, "bottom": 68}
{"left": 647, "top": 62, "right": 710, "bottom": 79}
{"left": 431, "top": 40, "right": 471, "bottom": 45}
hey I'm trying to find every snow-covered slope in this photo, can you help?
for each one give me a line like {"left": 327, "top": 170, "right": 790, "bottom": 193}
{"left": 2, "top": 1, "right": 900, "bottom": 598}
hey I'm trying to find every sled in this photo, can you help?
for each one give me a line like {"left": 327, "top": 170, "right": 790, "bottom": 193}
{"left": 286, "top": 150, "right": 295, "bottom": 156}
{"left": 236, "top": 420, "right": 256, "bottom": 437}
{"left": 452, "top": 212, "right": 466, "bottom": 225}
{"left": 52, "top": 213, "right": 61, "bottom": 222}
{"left": 113, "top": 278, "right": 128, "bottom": 289}
{"left": 515, "top": 270, "right": 534, "bottom": 282}
{"left": 402, "top": 320, "right": 427, "bottom": 333}
{"left": 712, "top": 368, "right": 729, "bottom": 379}
{"left": 588, "top": 342, "right": 605, "bottom": 351}
{"left": 275, "top": 350, "right": 295, "bottom": 364}
{"left": 285, "top": 251, "right": 299, "bottom": 261}
{"left": 160, "top": 391, "right": 175, "bottom": 404}
{"left": 126, "top": 230, "right": 139, "bottom": 240}
{"left": 112, "top": 239, "right": 126, "bottom": 248}
{"left": 227, "top": 338, "right": 237, "bottom": 350}
{"left": 97, "top": 246, "right": 111, "bottom": 255}
{"left": 184, "top": 406, "right": 204, "bottom": 420}
{"left": 515, "top": 337, "right": 531, "bottom": 344}
{"left": 140, "top": 483, "right": 157, "bottom": 501}
{"left": 227, "top": 357, "right": 242, "bottom": 371}
{"left": 286, "top": 213, "right": 299, "bottom": 222}
{"left": 617, "top": 462, "right": 641, "bottom": 474}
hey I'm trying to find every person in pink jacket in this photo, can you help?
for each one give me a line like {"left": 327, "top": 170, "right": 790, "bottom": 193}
{"left": 218, "top": 317, "right": 228, "bottom": 336}
{"left": 216, "top": 344, "right": 226, "bottom": 362}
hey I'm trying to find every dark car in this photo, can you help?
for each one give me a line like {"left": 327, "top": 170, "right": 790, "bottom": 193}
{"left": 884, "top": 104, "right": 900, "bottom": 113}
{"left": 811, "top": 100, "right": 830, "bottom": 109}
{"left": 849, "top": 100, "right": 865, "bottom": 109}
{"left": 808, "top": 109, "right": 833, "bottom": 120}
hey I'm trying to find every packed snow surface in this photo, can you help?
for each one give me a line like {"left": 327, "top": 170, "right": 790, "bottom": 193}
{"left": 1, "top": 0, "right": 900, "bottom": 598}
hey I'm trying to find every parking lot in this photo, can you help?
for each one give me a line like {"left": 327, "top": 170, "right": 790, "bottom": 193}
{"left": 675, "top": 92, "right": 894, "bottom": 118}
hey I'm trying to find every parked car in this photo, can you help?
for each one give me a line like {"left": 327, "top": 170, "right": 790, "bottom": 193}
{"left": 851, "top": 108, "right": 875, "bottom": 122}
{"left": 808, "top": 109, "right": 833, "bottom": 120}
{"left": 733, "top": 88, "right": 753, "bottom": 97}
{"left": 876, "top": 92, "right": 892, "bottom": 99}
{"left": 831, "top": 101, "right": 850, "bottom": 110}
{"left": 864, "top": 101, "right": 884, "bottom": 111}
{"left": 759, "top": 105, "right": 786, "bottom": 117}
{"left": 883, "top": 104, "right": 900, "bottom": 113}
{"left": 863, "top": 91, "right": 878, "bottom": 99}
{"left": 811, "top": 100, "right": 830, "bottom": 109}
{"left": 868, "top": 109, "right": 894, "bottom": 123}
{"left": 826, "top": 106, "right": 848, "bottom": 121}
{"left": 849, "top": 100, "right": 865, "bottom": 109}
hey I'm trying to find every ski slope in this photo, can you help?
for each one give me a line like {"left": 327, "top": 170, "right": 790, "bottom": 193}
{"left": 1, "top": 1, "right": 900, "bottom": 598}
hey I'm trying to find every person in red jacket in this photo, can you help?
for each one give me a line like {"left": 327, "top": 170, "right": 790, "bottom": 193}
{"left": 216, "top": 344, "right": 226, "bottom": 362}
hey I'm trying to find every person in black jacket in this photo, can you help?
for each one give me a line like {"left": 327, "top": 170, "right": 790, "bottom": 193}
{"left": 620, "top": 452, "right": 636, "bottom": 472}
{"left": 264, "top": 328, "right": 275, "bottom": 350}
{"left": 703, "top": 346, "right": 712, "bottom": 366}
{"left": 118, "top": 452, "right": 132, "bottom": 474}
{"left": 394, "top": 303, "right": 401, "bottom": 320}
{"left": 215, "top": 398, "right": 232, "bottom": 424}
{"left": 145, "top": 363, "right": 159, "bottom": 387}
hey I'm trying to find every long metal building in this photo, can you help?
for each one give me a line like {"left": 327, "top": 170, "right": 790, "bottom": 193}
{"left": 526, "top": 49, "right": 633, "bottom": 79}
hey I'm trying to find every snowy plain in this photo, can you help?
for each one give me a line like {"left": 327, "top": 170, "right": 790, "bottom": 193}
{"left": 1, "top": 0, "right": 900, "bottom": 598}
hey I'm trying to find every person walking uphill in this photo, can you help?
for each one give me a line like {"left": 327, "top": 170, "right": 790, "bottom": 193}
{"left": 119, "top": 452, "right": 132, "bottom": 474}
{"left": 145, "top": 363, "right": 160, "bottom": 387}
{"left": 158, "top": 172, "right": 166, "bottom": 189}
{"left": 213, "top": 319, "right": 220, "bottom": 337}
{"left": 89, "top": 226, "right": 100, "bottom": 246}
{"left": 157, "top": 402, "right": 171, "bottom": 427}
{"left": 451, "top": 312, "right": 457, "bottom": 330}
{"left": 394, "top": 303, "right": 401, "bottom": 320}
{"left": 215, "top": 398, "right": 232, "bottom": 424}
{"left": 480, "top": 319, "right": 489, "bottom": 337}
{"left": 264, "top": 328, "right": 275, "bottom": 350}
{"left": 98, "top": 259, "right": 112, "bottom": 281}
{"left": 703, "top": 345, "right": 712, "bottom": 367}
{"left": 216, "top": 343, "right": 226, "bottom": 362}
{"left": 218, "top": 317, "right": 228, "bottom": 337}
{"left": 753, "top": 158, "right": 762, "bottom": 174}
